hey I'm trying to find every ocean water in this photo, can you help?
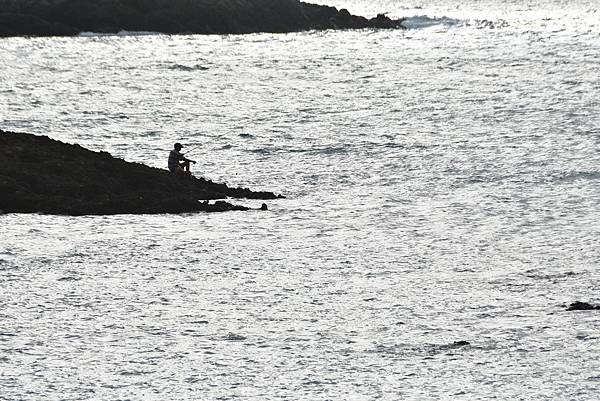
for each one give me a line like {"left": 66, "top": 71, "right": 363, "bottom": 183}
{"left": 1, "top": 0, "right": 599, "bottom": 399}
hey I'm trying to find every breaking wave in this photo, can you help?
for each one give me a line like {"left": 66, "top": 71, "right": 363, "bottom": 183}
{"left": 400, "top": 15, "right": 461, "bottom": 29}
{"left": 400, "top": 15, "right": 508, "bottom": 30}
{"left": 78, "top": 30, "right": 161, "bottom": 37}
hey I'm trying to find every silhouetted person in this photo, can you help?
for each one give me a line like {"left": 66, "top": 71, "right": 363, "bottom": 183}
{"left": 168, "top": 143, "right": 196, "bottom": 178}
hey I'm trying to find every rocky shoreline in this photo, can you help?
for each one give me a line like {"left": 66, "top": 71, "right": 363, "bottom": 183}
{"left": 0, "top": 0, "right": 404, "bottom": 37}
{"left": 0, "top": 130, "right": 282, "bottom": 215}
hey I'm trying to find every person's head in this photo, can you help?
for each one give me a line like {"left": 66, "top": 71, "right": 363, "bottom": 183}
{"left": 174, "top": 143, "right": 183, "bottom": 151}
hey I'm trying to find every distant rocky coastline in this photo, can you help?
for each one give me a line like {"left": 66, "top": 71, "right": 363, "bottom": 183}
{"left": 0, "top": 130, "right": 282, "bottom": 215}
{"left": 0, "top": 0, "right": 404, "bottom": 37}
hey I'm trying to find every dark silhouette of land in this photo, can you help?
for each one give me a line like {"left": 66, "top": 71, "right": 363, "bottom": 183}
{"left": 0, "top": 130, "right": 282, "bottom": 215}
{"left": 0, "top": 0, "right": 404, "bottom": 37}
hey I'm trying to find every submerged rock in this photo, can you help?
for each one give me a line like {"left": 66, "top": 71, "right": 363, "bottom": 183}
{"left": 438, "top": 340, "right": 470, "bottom": 350}
{"left": 224, "top": 332, "right": 246, "bottom": 341}
{"left": 566, "top": 301, "right": 600, "bottom": 311}
{"left": 0, "top": 130, "right": 282, "bottom": 215}
{"left": 0, "top": 0, "right": 404, "bottom": 37}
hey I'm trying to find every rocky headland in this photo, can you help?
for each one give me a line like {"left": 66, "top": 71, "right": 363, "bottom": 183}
{"left": 0, "top": 130, "right": 282, "bottom": 215}
{"left": 0, "top": 0, "right": 404, "bottom": 37}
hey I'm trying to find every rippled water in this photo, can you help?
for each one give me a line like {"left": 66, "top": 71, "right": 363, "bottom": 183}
{"left": 1, "top": 0, "right": 599, "bottom": 399}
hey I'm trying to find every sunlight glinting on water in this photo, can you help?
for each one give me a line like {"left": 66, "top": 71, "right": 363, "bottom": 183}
{"left": 1, "top": 0, "right": 599, "bottom": 399}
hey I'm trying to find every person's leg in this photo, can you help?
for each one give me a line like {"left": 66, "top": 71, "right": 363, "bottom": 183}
{"left": 177, "top": 164, "right": 191, "bottom": 179}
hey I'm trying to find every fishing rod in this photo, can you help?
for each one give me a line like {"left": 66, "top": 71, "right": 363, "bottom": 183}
{"left": 183, "top": 144, "right": 201, "bottom": 155}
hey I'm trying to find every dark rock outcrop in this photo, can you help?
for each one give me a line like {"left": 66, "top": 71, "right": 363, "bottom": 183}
{"left": 0, "top": 0, "right": 404, "bottom": 37}
{"left": 566, "top": 301, "right": 600, "bottom": 311}
{"left": 0, "top": 130, "right": 282, "bottom": 215}
{"left": 301, "top": 3, "right": 401, "bottom": 30}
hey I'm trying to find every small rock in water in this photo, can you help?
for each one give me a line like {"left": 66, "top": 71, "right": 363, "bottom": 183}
{"left": 437, "top": 340, "right": 470, "bottom": 350}
{"left": 260, "top": 203, "right": 268, "bottom": 210}
{"left": 224, "top": 332, "right": 246, "bottom": 341}
{"left": 566, "top": 301, "right": 600, "bottom": 311}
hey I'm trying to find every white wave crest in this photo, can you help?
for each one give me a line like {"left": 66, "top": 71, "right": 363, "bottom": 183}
{"left": 400, "top": 15, "right": 461, "bottom": 29}
{"left": 78, "top": 30, "right": 161, "bottom": 37}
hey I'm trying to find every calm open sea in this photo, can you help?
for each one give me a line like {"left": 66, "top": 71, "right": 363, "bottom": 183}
{"left": 1, "top": 0, "right": 599, "bottom": 399}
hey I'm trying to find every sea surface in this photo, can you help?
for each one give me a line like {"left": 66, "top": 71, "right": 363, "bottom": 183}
{"left": 1, "top": 0, "right": 599, "bottom": 399}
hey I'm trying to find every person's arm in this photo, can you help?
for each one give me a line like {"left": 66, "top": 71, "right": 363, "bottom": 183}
{"left": 179, "top": 152, "right": 196, "bottom": 163}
